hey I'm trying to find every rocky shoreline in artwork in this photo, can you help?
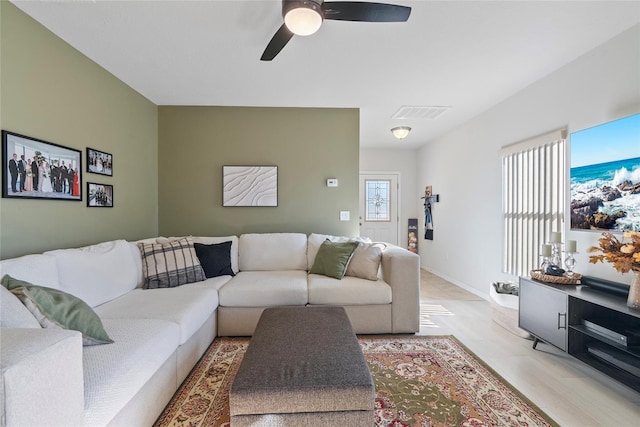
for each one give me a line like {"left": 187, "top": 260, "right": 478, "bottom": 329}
{"left": 571, "top": 181, "right": 640, "bottom": 229}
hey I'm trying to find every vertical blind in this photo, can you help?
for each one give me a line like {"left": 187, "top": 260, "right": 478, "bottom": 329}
{"left": 502, "top": 129, "right": 567, "bottom": 277}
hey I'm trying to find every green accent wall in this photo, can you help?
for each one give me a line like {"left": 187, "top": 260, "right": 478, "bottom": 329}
{"left": 158, "top": 106, "right": 359, "bottom": 237}
{"left": 0, "top": 2, "right": 158, "bottom": 259}
{"left": 0, "top": 3, "right": 360, "bottom": 259}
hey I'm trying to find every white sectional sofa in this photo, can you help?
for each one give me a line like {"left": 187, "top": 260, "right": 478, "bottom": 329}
{"left": 0, "top": 232, "right": 419, "bottom": 427}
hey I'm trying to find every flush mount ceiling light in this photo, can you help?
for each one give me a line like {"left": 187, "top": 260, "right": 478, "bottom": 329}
{"left": 284, "top": 1, "right": 323, "bottom": 36}
{"left": 391, "top": 126, "right": 411, "bottom": 139}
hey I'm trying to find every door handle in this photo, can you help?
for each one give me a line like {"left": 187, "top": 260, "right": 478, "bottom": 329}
{"left": 557, "top": 312, "right": 567, "bottom": 330}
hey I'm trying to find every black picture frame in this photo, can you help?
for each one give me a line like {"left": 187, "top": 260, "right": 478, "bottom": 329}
{"left": 2, "top": 130, "right": 82, "bottom": 201}
{"left": 86, "top": 147, "right": 113, "bottom": 176}
{"left": 87, "top": 182, "right": 113, "bottom": 207}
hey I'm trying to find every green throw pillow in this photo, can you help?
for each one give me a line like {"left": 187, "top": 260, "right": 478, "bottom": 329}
{"left": 1, "top": 274, "right": 113, "bottom": 346}
{"left": 309, "top": 240, "right": 359, "bottom": 279}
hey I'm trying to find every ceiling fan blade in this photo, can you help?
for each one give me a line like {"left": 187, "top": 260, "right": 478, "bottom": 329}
{"left": 261, "top": 24, "right": 294, "bottom": 61}
{"left": 322, "top": 2, "right": 411, "bottom": 22}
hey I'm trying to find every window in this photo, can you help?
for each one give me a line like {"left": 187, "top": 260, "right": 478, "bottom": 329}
{"left": 365, "top": 179, "right": 391, "bottom": 221}
{"left": 502, "top": 129, "right": 567, "bottom": 277}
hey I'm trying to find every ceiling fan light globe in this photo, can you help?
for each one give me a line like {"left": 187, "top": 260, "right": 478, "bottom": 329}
{"left": 284, "top": 7, "right": 322, "bottom": 36}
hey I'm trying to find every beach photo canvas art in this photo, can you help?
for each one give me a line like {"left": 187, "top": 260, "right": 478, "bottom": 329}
{"left": 570, "top": 113, "right": 640, "bottom": 231}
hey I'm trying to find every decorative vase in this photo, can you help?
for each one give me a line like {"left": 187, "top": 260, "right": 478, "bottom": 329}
{"left": 628, "top": 271, "right": 640, "bottom": 309}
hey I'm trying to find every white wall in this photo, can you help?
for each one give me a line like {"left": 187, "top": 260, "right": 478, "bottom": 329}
{"left": 360, "top": 148, "right": 418, "bottom": 250}
{"left": 417, "top": 24, "right": 640, "bottom": 298}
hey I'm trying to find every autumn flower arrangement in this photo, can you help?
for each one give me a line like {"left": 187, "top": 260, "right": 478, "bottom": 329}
{"left": 588, "top": 231, "right": 640, "bottom": 273}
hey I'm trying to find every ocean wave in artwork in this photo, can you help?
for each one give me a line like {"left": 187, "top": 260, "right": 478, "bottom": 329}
{"left": 570, "top": 157, "right": 640, "bottom": 231}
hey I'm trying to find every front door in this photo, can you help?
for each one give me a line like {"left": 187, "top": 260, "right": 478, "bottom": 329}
{"left": 359, "top": 173, "right": 399, "bottom": 245}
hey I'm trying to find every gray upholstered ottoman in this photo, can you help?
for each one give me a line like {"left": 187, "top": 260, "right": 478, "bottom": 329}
{"left": 229, "top": 306, "right": 374, "bottom": 426}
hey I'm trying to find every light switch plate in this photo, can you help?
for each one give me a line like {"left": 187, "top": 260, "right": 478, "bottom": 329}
{"left": 327, "top": 178, "right": 338, "bottom": 187}
{"left": 340, "top": 211, "right": 350, "bottom": 221}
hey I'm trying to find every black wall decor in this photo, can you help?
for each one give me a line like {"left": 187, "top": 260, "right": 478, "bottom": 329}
{"left": 422, "top": 186, "right": 439, "bottom": 240}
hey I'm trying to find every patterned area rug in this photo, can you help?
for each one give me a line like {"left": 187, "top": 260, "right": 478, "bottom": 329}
{"left": 154, "top": 336, "right": 557, "bottom": 427}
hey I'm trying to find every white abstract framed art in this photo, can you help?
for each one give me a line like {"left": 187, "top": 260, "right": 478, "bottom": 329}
{"left": 222, "top": 166, "right": 278, "bottom": 207}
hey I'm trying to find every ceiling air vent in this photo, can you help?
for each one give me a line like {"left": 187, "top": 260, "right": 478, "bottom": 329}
{"left": 391, "top": 105, "right": 451, "bottom": 120}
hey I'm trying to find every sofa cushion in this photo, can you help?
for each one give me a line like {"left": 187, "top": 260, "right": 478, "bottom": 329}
{"left": 138, "top": 237, "right": 206, "bottom": 289}
{"left": 219, "top": 271, "right": 308, "bottom": 307}
{"left": 45, "top": 240, "right": 138, "bottom": 307}
{"left": 194, "top": 241, "right": 235, "bottom": 278}
{"left": 0, "top": 283, "right": 40, "bottom": 328}
{"left": 309, "top": 240, "right": 358, "bottom": 279}
{"left": 83, "top": 318, "right": 180, "bottom": 426}
{"left": 187, "top": 275, "right": 234, "bottom": 292}
{"left": 0, "top": 328, "right": 84, "bottom": 427}
{"left": 239, "top": 233, "right": 308, "bottom": 271}
{"left": 345, "top": 243, "right": 384, "bottom": 281}
{"left": 2, "top": 275, "right": 113, "bottom": 345}
{"left": 308, "top": 274, "right": 392, "bottom": 305}
{"left": 306, "top": 233, "right": 371, "bottom": 269}
{"left": 0, "top": 253, "right": 60, "bottom": 290}
{"left": 94, "top": 284, "right": 220, "bottom": 345}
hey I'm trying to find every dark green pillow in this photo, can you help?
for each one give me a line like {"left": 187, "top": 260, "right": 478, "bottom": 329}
{"left": 1, "top": 274, "right": 113, "bottom": 346}
{"left": 309, "top": 240, "right": 359, "bottom": 279}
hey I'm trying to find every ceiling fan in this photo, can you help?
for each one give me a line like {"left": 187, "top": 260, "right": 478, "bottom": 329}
{"left": 261, "top": 0, "right": 411, "bottom": 61}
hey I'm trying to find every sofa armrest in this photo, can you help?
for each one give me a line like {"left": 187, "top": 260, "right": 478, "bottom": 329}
{"left": 380, "top": 245, "right": 420, "bottom": 333}
{"left": 1, "top": 328, "right": 84, "bottom": 427}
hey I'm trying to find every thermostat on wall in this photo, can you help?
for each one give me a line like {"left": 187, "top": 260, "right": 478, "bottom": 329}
{"left": 327, "top": 178, "right": 338, "bottom": 187}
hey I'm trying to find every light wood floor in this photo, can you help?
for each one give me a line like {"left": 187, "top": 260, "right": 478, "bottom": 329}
{"left": 418, "top": 270, "right": 640, "bottom": 427}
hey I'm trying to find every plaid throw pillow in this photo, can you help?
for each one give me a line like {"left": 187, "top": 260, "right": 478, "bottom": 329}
{"left": 138, "top": 237, "right": 206, "bottom": 289}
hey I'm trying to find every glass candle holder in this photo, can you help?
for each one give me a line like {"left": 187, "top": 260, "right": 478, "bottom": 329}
{"left": 564, "top": 252, "right": 577, "bottom": 277}
{"left": 550, "top": 241, "right": 563, "bottom": 267}
{"left": 540, "top": 255, "right": 552, "bottom": 273}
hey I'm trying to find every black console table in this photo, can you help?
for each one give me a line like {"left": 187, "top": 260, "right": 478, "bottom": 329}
{"left": 519, "top": 277, "right": 640, "bottom": 393}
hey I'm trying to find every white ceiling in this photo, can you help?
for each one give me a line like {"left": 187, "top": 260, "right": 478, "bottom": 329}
{"left": 10, "top": 0, "right": 640, "bottom": 149}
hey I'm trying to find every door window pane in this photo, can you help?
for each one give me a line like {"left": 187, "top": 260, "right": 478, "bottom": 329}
{"left": 365, "top": 180, "right": 391, "bottom": 221}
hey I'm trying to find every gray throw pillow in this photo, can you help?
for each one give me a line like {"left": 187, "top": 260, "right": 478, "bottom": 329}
{"left": 345, "top": 243, "right": 384, "bottom": 281}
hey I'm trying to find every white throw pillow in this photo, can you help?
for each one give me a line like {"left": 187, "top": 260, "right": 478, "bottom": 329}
{"left": 46, "top": 240, "right": 138, "bottom": 308}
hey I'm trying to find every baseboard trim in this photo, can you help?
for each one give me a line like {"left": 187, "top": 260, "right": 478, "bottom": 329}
{"left": 422, "top": 267, "right": 490, "bottom": 301}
